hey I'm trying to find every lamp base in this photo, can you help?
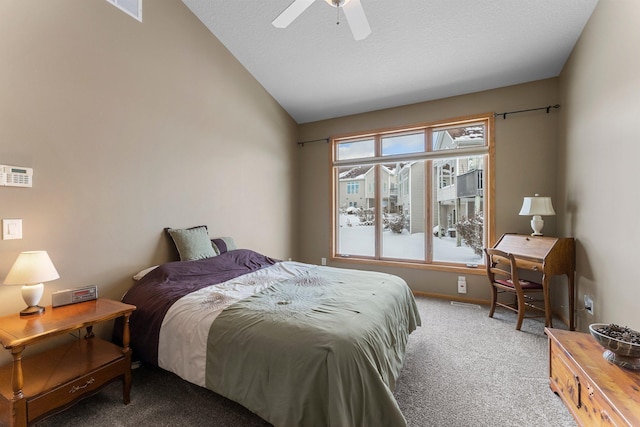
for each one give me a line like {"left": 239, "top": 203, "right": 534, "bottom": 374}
{"left": 530, "top": 215, "right": 545, "bottom": 236}
{"left": 20, "top": 305, "right": 45, "bottom": 317}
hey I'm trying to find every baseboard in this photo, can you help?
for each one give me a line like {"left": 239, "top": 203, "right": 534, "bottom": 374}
{"left": 412, "top": 290, "right": 572, "bottom": 329}
{"left": 412, "top": 290, "right": 490, "bottom": 306}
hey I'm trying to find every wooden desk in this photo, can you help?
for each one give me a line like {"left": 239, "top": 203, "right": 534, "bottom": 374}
{"left": 0, "top": 299, "right": 136, "bottom": 427}
{"left": 493, "top": 234, "right": 576, "bottom": 330}
{"left": 546, "top": 328, "right": 640, "bottom": 425}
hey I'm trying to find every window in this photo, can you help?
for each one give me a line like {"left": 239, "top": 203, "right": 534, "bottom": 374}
{"left": 332, "top": 114, "right": 493, "bottom": 269}
{"left": 346, "top": 182, "right": 360, "bottom": 194}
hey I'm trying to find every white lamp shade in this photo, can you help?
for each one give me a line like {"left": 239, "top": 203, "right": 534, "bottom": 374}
{"left": 4, "top": 251, "right": 60, "bottom": 286}
{"left": 519, "top": 195, "right": 556, "bottom": 216}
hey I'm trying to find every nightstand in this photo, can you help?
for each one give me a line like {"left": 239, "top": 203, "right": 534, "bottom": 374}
{"left": 0, "top": 298, "right": 136, "bottom": 426}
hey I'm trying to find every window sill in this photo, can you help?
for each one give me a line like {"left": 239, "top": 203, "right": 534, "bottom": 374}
{"left": 329, "top": 256, "right": 486, "bottom": 275}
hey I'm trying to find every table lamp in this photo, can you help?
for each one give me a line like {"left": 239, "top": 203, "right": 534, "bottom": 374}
{"left": 519, "top": 194, "right": 556, "bottom": 236}
{"left": 3, "top": 250, "right": 60, "bottom": 316}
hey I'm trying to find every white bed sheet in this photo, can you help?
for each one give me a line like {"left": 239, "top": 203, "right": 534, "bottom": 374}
{"left": 157, "top": 261, "right": 314, "bottom": 386}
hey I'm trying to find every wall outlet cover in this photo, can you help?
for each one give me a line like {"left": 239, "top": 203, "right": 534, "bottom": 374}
{"left": 457, "top": 277, "right": 467, "bottom": 293}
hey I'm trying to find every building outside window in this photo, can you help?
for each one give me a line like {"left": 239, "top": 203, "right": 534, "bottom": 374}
{"left": 332, "top": 114, "right": 493, "bottom": 269}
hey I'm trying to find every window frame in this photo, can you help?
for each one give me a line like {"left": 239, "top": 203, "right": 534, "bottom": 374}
{"left": 330, "top": 113, "right": 495, "bottom": 273}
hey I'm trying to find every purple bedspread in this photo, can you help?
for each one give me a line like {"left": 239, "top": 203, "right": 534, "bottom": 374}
{"left": 114, "top": 249, "right": 277, "bottom": 364}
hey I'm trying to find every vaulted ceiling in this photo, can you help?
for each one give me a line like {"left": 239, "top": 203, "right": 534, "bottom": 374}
{"left": 182, "top": 0, "right": 599, "bottom": 123}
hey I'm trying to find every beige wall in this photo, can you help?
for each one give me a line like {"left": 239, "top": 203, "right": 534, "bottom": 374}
{"left": 297, "top": 79, "right": 563, "bottom": 306}
{"left": 2, "top": 0, "right": 634, "bottom": 356}
{"left": 0, "top": 0, "right": 297, "bottom": 331}
{"left": 558, "top": 0, "right": 640, "bottom": 331}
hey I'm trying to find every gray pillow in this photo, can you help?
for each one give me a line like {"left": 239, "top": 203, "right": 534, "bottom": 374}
{"left": 211, "top": 237, "right": 237, "bottom": 255}
{"left": 167, "top": 226, "right": 216, "bottom": 261}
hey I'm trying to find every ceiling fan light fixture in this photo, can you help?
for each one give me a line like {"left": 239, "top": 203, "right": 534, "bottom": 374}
{"left": 324, "top": 0, "right": 350, "bottom": 7}
{"left": 273, "top": 0, "right": 370, "bottom": 41}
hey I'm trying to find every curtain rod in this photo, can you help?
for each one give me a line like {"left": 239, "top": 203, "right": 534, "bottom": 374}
{"left": 297, "top": 138, "right": 329, "bottom": 147}
{"left": 494, "top": 104, "right": 560, "bottom": 119}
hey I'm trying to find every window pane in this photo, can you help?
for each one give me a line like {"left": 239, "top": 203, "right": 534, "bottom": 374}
{"left": 432, "top": 124, "right": 485, "bottom": 151}
{"left": 336, "top": 138, "right": 375, "bottom": 160}
{"left": 336, "top": 165, "right": 375, "bottom": 257}
{"left": 382, "top": 162, "right": 424, "bottom": 260}
{"left": 332, "top": 115, "right": 491, "bottom": 269}
{"left": 381, "top": 132, "right": 424, "bottom": 156}
{"left": 432, "top": 155, "right": 486, "bottom": 264}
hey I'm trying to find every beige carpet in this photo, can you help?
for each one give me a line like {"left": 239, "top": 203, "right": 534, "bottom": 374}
{"left": 35, "top": 296, "right": 576, "bottom": 426}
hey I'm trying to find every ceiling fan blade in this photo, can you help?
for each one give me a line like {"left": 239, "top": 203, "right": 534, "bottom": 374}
{"left": 342, "top": 0, "right": 371, "bottom": 40}
{"left": 272, "top": 0, "right": 317, "bottom": 28}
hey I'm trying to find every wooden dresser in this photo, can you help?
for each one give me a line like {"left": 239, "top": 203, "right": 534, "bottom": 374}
{"left": 546, "top": 328, "right": 640, "bottom": 426}
{"left": 493, "top": 233, "right": 576, "bottom": 330}
{"left": 0, "top": 299, "right": 135, "bottom": 427}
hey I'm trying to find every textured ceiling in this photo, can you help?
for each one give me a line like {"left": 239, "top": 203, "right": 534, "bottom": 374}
{"left": 181, "top": 0, "right": 599, "bottom": 124}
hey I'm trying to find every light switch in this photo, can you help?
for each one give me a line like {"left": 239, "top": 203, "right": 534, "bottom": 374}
{"left": 2, "top": 219, "right": 22, "bottom": 240}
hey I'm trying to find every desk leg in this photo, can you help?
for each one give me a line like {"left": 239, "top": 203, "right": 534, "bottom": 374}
{"left": 568, "top": 273, "right": 576, "bottom": 331}
{"left": 542, "top": 275, "right": 553, "bottom": 328}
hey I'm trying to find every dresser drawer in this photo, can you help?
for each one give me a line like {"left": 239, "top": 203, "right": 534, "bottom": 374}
{"left": 27, "top": 358, "right": 125, "bottom": 422}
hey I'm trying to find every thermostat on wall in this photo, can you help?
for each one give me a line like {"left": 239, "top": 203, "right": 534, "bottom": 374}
{"left": 0, "top": 165, "right": 33, "bottom": 187}
{"left": 52, "top": 285, "right": 98, "bottom": 308}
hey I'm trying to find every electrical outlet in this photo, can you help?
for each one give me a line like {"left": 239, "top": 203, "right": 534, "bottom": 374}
{"left": 584, "top": 294, "right": 594, "bottom": 315}
{"left": 321, "top": 258, "right": 327, "bottom": 266}
{"left": 457, "top": 276, "right": 467, "bottom": 293}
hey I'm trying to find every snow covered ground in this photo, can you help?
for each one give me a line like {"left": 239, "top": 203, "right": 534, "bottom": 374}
{"left": 338, "top": 214, "right": 482, "bottom": 264}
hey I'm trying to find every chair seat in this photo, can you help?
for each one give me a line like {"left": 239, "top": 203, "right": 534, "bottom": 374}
{"left": 496, "top": 278, "right": 543, "bottom": 290}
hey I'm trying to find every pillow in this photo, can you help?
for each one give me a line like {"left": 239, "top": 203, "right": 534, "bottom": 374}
{"left": 166, "top": 226, "right": 217, "bottom": 261}
{"left": 211, "top": 237, "right": 236, "bottom": 255}
{"left": 132, "top": 265, "right": 159, "bottom": 281}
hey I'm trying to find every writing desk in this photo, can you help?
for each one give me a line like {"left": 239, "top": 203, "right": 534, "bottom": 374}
{"left": 492, "top": 233, "right": 576, "bottom": 330}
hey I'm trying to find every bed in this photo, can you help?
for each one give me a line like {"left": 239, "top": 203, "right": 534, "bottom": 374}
{"left": 116, "top": 248, "right": 421, "bottom": 427}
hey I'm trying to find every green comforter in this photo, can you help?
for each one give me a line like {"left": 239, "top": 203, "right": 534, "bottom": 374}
{"left": 205, "top": 266, "right": 421, "bottom": 427}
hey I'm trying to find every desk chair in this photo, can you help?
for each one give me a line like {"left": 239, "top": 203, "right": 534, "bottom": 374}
{"left": 484, "top": 248, "right": 546, "bottom": 330}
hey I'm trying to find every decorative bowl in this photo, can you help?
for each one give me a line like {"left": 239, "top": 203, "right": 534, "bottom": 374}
{"left": 589, "top": 323, "right": 640, "bottom": 370}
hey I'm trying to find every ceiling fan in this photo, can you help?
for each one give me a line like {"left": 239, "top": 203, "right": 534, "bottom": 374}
{"left": 272, "top": 0, "right": 371, "bottom": 41}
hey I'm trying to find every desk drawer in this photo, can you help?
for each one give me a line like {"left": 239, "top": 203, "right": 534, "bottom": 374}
{"left": 493, "top": 254, "right": 543, "bottom": 272}
{"left": 514, "top": 258, "right": 543, "bottom": 272}
{"left": 28, "top": 358, "right": 125, "bottom": 422}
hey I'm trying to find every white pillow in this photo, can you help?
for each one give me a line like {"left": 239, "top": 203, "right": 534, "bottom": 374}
{"left": 133, "top": 265, "right": 159, "bottom": 281}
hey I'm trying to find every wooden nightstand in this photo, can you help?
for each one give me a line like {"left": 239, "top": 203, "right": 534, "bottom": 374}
{"left": 546, "top": 327, "right": 640, "bottom": 426}
{"left": 0, "top": 298, "right": 136, "bottom": 427}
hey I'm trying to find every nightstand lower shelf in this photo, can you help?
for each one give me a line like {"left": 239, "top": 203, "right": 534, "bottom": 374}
{"left": 0, "top": 299, "right": 135, "bottom": 427}
{"left": 0, "top": 338, "right": 127, "bottom": 425}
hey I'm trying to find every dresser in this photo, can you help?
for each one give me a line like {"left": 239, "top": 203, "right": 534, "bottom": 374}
{"left": 0, "top": 299, "right": 136, "bottom": 426}
{"left": 493, "top": 233, "right": 576, "bottom": 330}
{"left": 546, "top": 328, "right": 640, "bottom": 426}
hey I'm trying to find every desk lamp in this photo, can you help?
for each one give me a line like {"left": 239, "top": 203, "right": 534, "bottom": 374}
{"left": 519, "top": 194, "right": 556, "bottom": 236}
{"left": 4, "top": 251, "right": 60, "bottom": 316}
